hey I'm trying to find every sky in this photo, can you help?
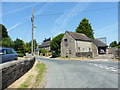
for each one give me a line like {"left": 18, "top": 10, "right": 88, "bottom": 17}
{"left": 2, "top": 2, "right": 118, "bottom": 45}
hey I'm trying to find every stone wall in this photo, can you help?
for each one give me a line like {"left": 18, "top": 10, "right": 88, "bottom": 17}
{"left": 113, "top": 48, "right": 120, "bottom": 59}
{"left": 76, "top": 40, "right": 92, "bottom": 52}
{"left": 0, "top": 57, "right": 35, "bottom": 89}
{"left": 91, "top": 42, "right": 98, "bottom": 57}
{"left": 61, "top": 32, "right": 76, "bottom": 57}
{"left": 76, "top": 52, "right": 93, "bottom": 58}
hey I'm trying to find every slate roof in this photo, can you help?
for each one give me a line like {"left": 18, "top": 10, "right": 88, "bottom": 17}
{"left": 39, "top": 40, "right": 50, "bottom": 48}
{"left": 90, "top": 39, "right": 108, "bottom": 47}
{"left": 66, "top": 31, "right": 91, "bottom": 41}
{"left": 66, "top": 31, "right": 108, "bottom": 47}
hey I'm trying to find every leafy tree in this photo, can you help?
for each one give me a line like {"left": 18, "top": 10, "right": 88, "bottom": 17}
{"left": 29, "top": 39, "right": 37, "bottom": 49}
{"left": 109, "top": 41, "right": 118, "bottom": 47}
{"left": 25, "top": 39, "right": 37, "bottom": 53}
{"left": 1, "top": 37, "right": 14, "bottom": 48}
{"left": 50, "top": 33, "right": 64, "bottom": 55}
{"left": 39, "top": 49, "right": 47, "bottom": 56}
{"left": 13, "top": 38, "right": 26, "bottom": 53}
{"left": 0, "top": 24, "right": 13, "bottom": 48}
{"left": 76, "top": 18, "right": 94, "bottom": 39}
{"left": 116, "top": 41, "right": 120, "bottom": 48}
{"left": 0, "top": 24, "right": 9, "bottom": 40}
{"left": 25, "top": 42, "right": 31, "bottom": 53}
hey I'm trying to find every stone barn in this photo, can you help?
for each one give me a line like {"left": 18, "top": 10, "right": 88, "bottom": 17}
{"left": 61, "top": 31, "right": 107, "bottom": 58}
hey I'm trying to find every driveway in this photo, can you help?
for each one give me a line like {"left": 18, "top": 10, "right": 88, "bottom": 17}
{"left": 36, "top": 56, "right": 119, "bottom": 88}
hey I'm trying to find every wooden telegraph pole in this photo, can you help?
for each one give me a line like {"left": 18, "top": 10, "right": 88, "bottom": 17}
{"left": 31, "top": 8, "right": 34, "bottom": 56}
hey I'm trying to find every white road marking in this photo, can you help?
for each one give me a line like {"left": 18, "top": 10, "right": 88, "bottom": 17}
{"left": 110, "top": 69, "right": 118, "bottom": 72}
{"left": 109, "top": 67, "right": 118, "bottom": 72}
{"left": 89, "top": 63, "right": 93, "bottom": 65}
{"left": 89, "top": 63, "right": 118, "bottom": 72}
{"left": 94, "top": 64, "right": 99, "bottom": 66}
{"left": 98, "top": 64, "right": 104, "bottom": 68}
{"left": 109, "top": 67, "right": 116, "bottom": 70}
{"left": 104, "top": 66, "right": 110, "bottom": 70}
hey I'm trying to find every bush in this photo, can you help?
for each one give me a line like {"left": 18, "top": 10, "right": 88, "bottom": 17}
{"left": 16, "top": 50, "right": 25, "bottom": 57}
{"left": 17, "top": 50, "right": 26, "bottom": 57}
{"left": 48, "top": 52, "right": 52, "bottom": 56}
{"left": 18, "top": 53, "right": 24, "bottom": 57}
{"left": 51, "top": 53, "right": 60, "bottom": 58}
{"left": 50, "top": 33, "right": 64, "bottom": 55}
{"left": 39, "top": 49, "right": 47, "bottom": 56}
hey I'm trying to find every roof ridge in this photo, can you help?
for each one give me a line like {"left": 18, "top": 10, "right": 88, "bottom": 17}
{"left": 66, "top": 31, "right": 86, "bottom": 36}
{"left": 66, "top": 31, "right": 91, "bottom": 41}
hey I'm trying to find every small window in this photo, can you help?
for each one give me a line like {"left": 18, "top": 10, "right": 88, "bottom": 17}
{"left": 6, "top": 49, "right": 13, "bottom": 54}
{"left": 64, "top": 39, "right": 67, "bottom": 42}
{"left": 64, "top": 39, "right": 68, "bottom": 46}
{"left": 69, "top": 50, "right": 71, "bottom": 54}
{"left": 78, "top": 47, "right": 80, "bottom": 51}
{"left": 89, "top": 48, "right": 91, "bottom": 52}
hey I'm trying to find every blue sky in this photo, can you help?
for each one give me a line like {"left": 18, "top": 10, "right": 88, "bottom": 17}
{"left": 2, "top": 2, "right": 118, "bottom": 45}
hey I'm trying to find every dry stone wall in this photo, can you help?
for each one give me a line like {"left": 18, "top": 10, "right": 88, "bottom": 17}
{"left": 0, "top": 57, "right": 35, "bottom": 89}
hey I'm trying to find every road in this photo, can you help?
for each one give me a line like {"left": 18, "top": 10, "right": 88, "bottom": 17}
{"left": 36, "top": 56, "right": 119, "bottom": 88}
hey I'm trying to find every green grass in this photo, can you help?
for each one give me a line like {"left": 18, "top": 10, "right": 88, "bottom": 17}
{"left": 34, "top": 63, "right": 46, "bottom": 87}
{"left": 18, "top": 62, "right": 46, "bottom": 88}
{"left": 18, "top": 75, "right": 33, "bottom": 88}
{"left": 118, "top": 58, "right": 120, "bottom": 61}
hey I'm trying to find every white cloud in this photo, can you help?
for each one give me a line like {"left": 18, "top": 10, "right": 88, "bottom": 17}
{"left": 51, "top": 3, "right": 90, "bottom": 36}
{"left": 7, "top": 23, "right": 21, "bottom": 31}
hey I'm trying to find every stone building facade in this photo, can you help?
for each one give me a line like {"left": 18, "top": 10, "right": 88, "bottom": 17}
{"left": 38, "top": 38, "right": 51, "bottom": 51}
{"left": 61, "top": 31, "right": 107, "bottom": 58}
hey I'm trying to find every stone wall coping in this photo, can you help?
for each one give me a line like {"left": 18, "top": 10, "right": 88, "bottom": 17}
{"left": 0, "top": 57, "right": 35, "bottom": 70}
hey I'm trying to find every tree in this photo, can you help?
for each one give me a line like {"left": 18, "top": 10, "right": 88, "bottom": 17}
{"left": 1, "top": 37, "right": 14, "bottom": 48}
{"left": 116, "top": 41, "right": 120, "bottom": 48}
{"left": 109, "top": 41, "right": 118, "bottom": 47}
{"left": 39, "top": 49, "right": 47, "bottom": 56}
{"left": 29, "top": 39, "right": 37, "bottom": 51}
{"left": 0, "top": 24, "right": 13, "bottom": 48}
{"left": 13, "top": 38, "right": 26, "bottom": 53}
{"left": 0, "top": 24, "right": 9, "bottom": 39}
{"left": 50, "top": 33, "right": 64, "bottom": 55}
{"left": 25, "top": 39, "right": 37, "bottom": 53}
{"left": 25, "top": 42, "right": 31, "bottom": 53}
{"left": 76, "top": 18, "right": 94, "bottom": 39}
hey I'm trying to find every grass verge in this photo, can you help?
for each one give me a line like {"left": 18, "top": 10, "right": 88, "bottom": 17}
{"left": 18, "top": 61, "right": 46, "bottom": 88}
{"left": 34, "top": 62, "right": 46, "bottom": 87}
{"left": 18, "top": 75, "right": 33, "bottom": 88}
{"left": 57, "top": 57, "right": 94, "bottom": 60}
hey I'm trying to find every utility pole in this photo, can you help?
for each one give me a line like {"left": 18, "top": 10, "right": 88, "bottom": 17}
{"left": 31, "top": 8, "right": 34, "bottom": 56}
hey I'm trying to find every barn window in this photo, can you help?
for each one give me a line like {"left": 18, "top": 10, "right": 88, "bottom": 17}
{"left": 69, "top": 50, "right": 71, "bottom": 54}
{"left": 89, "top": 48, "right": 91, "bottom": 52}
{"left": 78, "top": 47, "right": 80, "bottom": 52}
{"left": 64, "top": 39, "right": 68, "bottom": 46}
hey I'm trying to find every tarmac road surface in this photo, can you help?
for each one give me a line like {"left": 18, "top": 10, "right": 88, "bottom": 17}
{"left": 36, "top": 56, "right": 119, "bottom": 88}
